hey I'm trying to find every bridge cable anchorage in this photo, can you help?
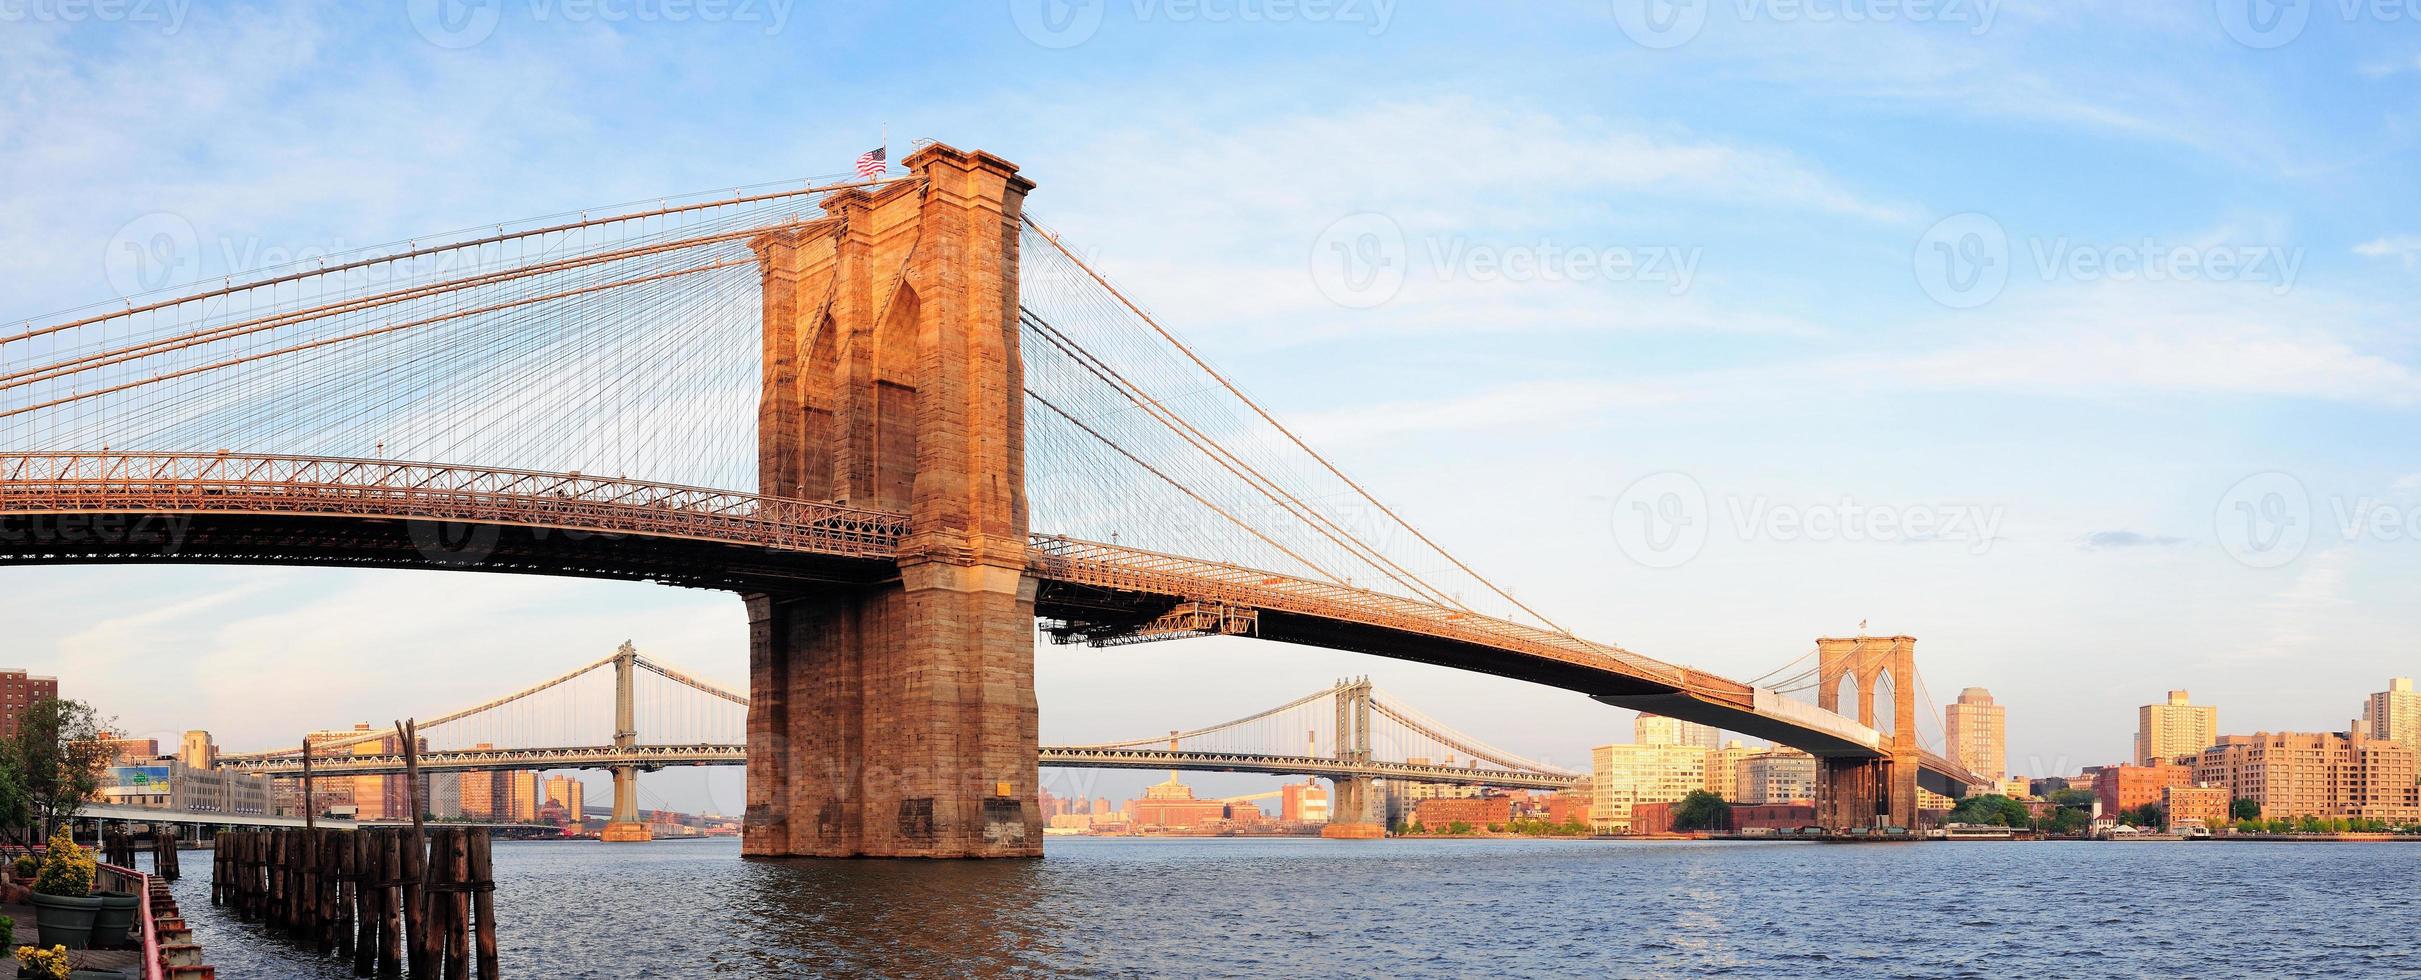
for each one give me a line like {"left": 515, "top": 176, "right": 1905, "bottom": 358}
{"left": 1020, "top": 216, "right": 1569, "bottom": 634}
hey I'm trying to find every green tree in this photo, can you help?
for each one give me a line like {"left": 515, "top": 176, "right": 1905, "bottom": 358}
{"left": 2045, "top": 808, "right": 2091, "bottom": 836}
{"left": 1445, "top": 820, "right": 1473, "bottom": 835}
{"left": 2049, "top": 788, "right": 2095, "bottom": 809}
{"left": 2230, "top": 798, "right": 2261, "bottom": 821}
{"left": 1948, "top": 794, "right": 2030, "bottom": 827}
{"left": 0, "top": 697, "right": 114, "bottom": 845}
{"left": 1670, "top": 790, "right": 1729, "bottom": 832}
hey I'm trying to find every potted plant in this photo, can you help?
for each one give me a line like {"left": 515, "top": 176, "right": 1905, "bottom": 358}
{"left": 85, "top": 885, "right": 134, "bottom": 952}
{"left": 12, "top": 944, "right": 68, "bottom": 980}
{"left": 26, "top": 832, "right": 98, "bottom": 951}
{"left": 8, "top": 858, "right": 33, "bottom": 886}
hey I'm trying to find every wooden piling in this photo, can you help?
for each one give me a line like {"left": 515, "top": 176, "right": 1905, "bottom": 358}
{"left": 467, "top": 830, "right": 498, "bottom": 980}
{"left": 352, "top": 831, "right": 376, "bottom": 976}
{"left": 379, "top": 830, "right": 403, "bottom": 979}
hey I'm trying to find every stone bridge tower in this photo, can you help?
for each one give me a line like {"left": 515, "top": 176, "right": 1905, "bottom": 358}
{"left": 743, "top": 144, "right": 1040, "bottom": 858}
{"left": 1814, "top": 634, "right": 1920, "bottom": 832}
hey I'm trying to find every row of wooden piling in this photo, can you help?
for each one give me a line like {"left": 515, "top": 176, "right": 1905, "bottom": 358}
{"left": 212, "top": 827, "right": 498, "bottom": 978}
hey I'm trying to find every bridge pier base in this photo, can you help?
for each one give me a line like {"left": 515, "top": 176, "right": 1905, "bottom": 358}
{"left": 1320, "top": 775, "right": 1385, "bottom": 839}
{"left": 601, "top": 765, "right": 652, "bottom": 842}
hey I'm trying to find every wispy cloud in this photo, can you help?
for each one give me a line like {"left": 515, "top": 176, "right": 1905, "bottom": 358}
{"left": 2080, "top": 530, "right": 2187, "bottom": 551}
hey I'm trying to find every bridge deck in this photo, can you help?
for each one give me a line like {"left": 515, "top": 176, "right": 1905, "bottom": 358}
{"left": 4, "top": 452, "right": 1982, "bottom": 785}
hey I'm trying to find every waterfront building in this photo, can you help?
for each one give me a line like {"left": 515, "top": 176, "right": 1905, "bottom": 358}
{"left": 0, "top": 668, "right": 58, "bottom": 740}
{"left": 1280, "top": 781, "right": 1329, "bottom": 823}
{"left": 2362, "top": 678, "right": 2421, "bottom": 755}
{"left": 546, "top": 774, "right": 586, "bottom": 825}
{"left": 2000, "top": 777, "right": 2031, "bottom": 799}
{"left": 103, "top": 760, "right": 272, "bottom": 816}
{"left": 507, "top": 770, "right": 541, "bottom": 821}
{"left": 178, "top": 730, "right": 217, "bottom": 770}
{"left": 459, "top": 751, "right": 503, "bottom": 820}
{"left": 1706, "top": 742, "right": 1761, "bottom": 800}
{"left": 1635, "top": 714, "right": 1721, "bottom": 750}
{"left": 2164, "top": 785, "right": 2228, "bottom": 831}
{"left": 270, "top": 775, "right": 354, "bottom": 817}
{"left": 92, "top": 733, "right": 162, "bottom": 764}
{"left": 426, "top": 772, "right": 463, "bottom": 819}
{"left": 1591, "top": 743, "right": 1710, "bottom": 834}
{"left": 1127, "top": 775, "right": 1230, "bottom": 829}
{"left": 1545, "top": 789, "right": 1591, "bottom": 827}
{"left": 1735, "top": 748, "right": 1817, "bottom": 805}
{"left": 1944, "top": 687, "right": 2007, "bottom": 782}
{"left": 1413, "top": 795, "right": 1517, "bottom": 829}
{"left": 2194, "top": 729, "right": 2421, "bottom": 823}
{"left": 2136, "top": 690, "right": 2217, "bottom": 766}
{"left": 2090, "top": 763, "right": 2196, "bottom": 818}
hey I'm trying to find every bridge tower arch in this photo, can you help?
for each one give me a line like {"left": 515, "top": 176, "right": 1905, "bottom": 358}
{"left": 1813, "top": 635, "right": 1921, "bottom": 832}
{"left": 744, "top": 144, "right": 1041, "bottom": 858}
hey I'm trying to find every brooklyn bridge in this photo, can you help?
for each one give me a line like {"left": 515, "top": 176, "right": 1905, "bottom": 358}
{"left": 1, "top": 143, "right": 1986, "bottom": 857}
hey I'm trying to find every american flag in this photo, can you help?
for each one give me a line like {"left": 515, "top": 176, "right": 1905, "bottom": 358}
{"left": 854, "top": 146, "right": 886, "bottom": 180}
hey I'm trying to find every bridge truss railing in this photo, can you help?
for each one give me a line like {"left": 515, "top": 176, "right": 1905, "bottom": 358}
{"left": 0, "top": 451, "right": 911, "bottom": 557}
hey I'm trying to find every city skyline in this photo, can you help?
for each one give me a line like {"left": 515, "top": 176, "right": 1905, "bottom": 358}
{"left": 8, "top": 4, "right": 2421, "bottom": 815}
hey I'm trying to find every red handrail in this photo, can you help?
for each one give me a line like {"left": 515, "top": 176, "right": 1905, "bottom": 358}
{"left": 96, "top": 862, "right": 166, "bottom": 980}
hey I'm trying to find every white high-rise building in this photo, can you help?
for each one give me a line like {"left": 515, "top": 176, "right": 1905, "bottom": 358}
{"left": 1945, "top": 687, "right": 2007, "bottom": 782}
{"left": 1634, "top": 713, "right": 1721, "bottom": 750}
{"left": 2363, "top": 678, "right": 2421, "bottom": 755}
{"left": 1591, "top": 743, "right": 1710, "bottom": 833}
{"left": 2136, "top": 690, "right": 2217, "bottom": 765}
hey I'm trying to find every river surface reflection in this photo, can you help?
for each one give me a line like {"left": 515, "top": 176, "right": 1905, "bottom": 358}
{"left": 164, "top": 835, "right": 2419, "bottom": 978}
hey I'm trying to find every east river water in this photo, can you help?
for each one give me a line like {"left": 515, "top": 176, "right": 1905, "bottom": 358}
{"left": 157, "top": 836, "right": 2417, "bottom": 978}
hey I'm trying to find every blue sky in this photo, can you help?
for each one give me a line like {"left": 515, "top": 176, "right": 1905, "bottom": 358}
{"left": 5, "top": 1, "right": 2420, "bottom": 811}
